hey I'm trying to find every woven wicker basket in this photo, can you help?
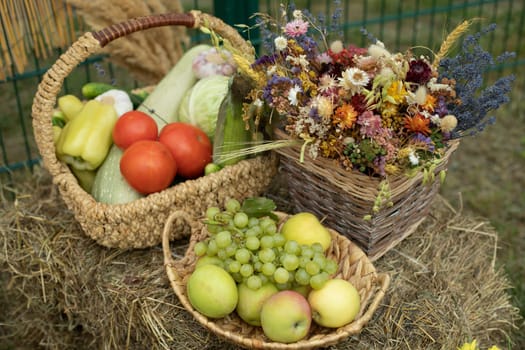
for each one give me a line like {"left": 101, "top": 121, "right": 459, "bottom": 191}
{"left": 31, "top": 12, "right": 278, "bottom": 249}
{"left": 274, "top": 129, "right": 459, "bottom": 261}
{"left": 162, "top": 210, "right": 390, "bottom": 350}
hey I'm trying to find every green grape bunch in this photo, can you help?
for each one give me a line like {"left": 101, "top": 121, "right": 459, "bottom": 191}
{"left": 193, "top": 197, "right": 339, "bottom": 292}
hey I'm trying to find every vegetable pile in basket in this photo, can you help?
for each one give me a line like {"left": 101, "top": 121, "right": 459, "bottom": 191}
{"left": 185, "top": 196, "right": 362, "bottom": 344}
{"left": 52, "top": 43, "right": 258, "bottom": 204}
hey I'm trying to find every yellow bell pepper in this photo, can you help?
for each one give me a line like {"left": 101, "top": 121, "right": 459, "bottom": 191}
{"left": 56, "top": 99, "right": 118, "bottom": 170}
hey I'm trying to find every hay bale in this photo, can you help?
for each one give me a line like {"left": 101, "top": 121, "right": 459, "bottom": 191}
{"left": 0, "top": 168, "right": 521, "bottom": 349}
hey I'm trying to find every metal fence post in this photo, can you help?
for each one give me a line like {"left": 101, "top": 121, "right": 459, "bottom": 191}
{"left": 213, "top": 0, "right": 260, "bottom": 48}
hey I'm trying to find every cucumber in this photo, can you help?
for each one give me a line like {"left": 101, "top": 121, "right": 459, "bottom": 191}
{"left": 81, "top": 82, "right": 115, "bottom": 99}
{"left": 91, "top": 145, "right": 144, "bottom": 204}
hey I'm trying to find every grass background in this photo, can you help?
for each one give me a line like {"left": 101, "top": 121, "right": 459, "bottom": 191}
{"left": 1, "top": 0, "right": 524, "bottom": 347}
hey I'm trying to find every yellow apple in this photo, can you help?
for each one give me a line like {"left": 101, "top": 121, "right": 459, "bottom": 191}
{"left": 280, "top": 212, "right": 331, "bottom": 251}
{"left": 236, "top": 282, "right": 278, "bottom": 326}
{"left": 187, "top": 264, "right": 238, "bottom": 318}
{"left": 260, "top": 290, "right": 312, "bottom": 343}
{"left": 308, "top": 278, "right": 361, "bottom": 328}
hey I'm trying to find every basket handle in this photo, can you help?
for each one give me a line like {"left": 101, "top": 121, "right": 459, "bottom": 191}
{"left": 92, "top": 11, "right": 253, "bottom": 54}
{"left": 32, "top": 11, "right": 253, "bottom": 180}
{"left": 162, "top": 210, "right": 205, "bottom": 275}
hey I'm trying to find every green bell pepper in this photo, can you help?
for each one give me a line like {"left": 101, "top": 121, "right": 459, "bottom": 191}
{"left": 56, "top": 99, "right": 118, "bottom": 170}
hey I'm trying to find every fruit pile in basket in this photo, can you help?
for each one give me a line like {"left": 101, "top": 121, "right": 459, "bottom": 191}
{"left": 186, "top": 197, "right": 362, "bottom": 344}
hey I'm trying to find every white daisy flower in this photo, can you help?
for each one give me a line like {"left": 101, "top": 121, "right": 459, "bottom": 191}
{"left": 293, "top": 9, "right": 303, "bottom": 19}
{"left": 253, "top": 98, "right": 264, "bottom": 108}
{"left": 286, "top": 54, "right": 309, "bottom": 68}
{"left": 288, "top": 85, "right": 302, "bottom": 106}
{"left": 339, "top": 67, "right": 370, "bottom": 94}
{"left": 408, "top": 151, "right": 419, "bottom": 166}
{"left": 318, "top": 74, "right": 337, "bottom": 93}
{"left": 274, "top": 36, "right": 288, "bottom": 51}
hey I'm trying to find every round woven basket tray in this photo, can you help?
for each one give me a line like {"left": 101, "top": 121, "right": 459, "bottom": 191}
{"left": 162, "top": 210, "right": 390, "bottom": 350}
{"left": 31, "top": 12, "right": 278, "bottom": 249}
{"left": 274, "top": 128, "right": 459, "bottom": 261}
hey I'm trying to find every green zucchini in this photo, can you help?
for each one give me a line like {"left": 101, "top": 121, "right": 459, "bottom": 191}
{"left": 91, "top": 145, "right": 144, "bottom": 204}
{"left": 137, "top": 44, "right": 212, "bottom": 129}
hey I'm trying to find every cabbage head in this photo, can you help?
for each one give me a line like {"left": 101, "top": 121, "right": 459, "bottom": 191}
{"left": 178, "top": 75, "right": 230, "bottom": 139}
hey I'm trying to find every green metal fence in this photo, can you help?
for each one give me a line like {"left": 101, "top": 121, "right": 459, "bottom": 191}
{"left": 1, "top": 0, "right": 523, "bottom": 177}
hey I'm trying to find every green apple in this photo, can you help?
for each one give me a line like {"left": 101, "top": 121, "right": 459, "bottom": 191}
{"left": 195, "top": 255, "right": 223, "bottom": 269}
{"left": 280, "top": 212, "right": 331, "bottom": 251}
{"left": 260, "top": 290, "right": 311, "bottom": 343}
{"left": 236, "top": 282, "right": 278, "bottom": 326}
{"left": 187, "top": 264, "right": 238, "bottom": 318}
{"left": 308, "top": 278, "right": 361, "bottom": 328}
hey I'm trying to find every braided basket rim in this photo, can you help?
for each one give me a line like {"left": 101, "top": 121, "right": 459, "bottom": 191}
{"left": 162, "top": 210, "right": 390, "bottom": 350}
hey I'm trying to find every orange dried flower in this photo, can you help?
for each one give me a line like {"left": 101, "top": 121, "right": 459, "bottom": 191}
{"left": 423, "top": 93, "right": 437, "bottom": 112}
{"left": 403, "top": 114, "right": 431, "bottom": 135}
{"left": 333, "top": 103, "right": 358, "bottom": 129}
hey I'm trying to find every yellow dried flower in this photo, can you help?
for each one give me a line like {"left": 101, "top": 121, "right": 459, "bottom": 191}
{"left": 319, "top": 136, "right": 338, "bottom": 158}
{"left": 299, "top": 71, "right": 317, "bottom": 95}
{"left": 458, "top": 340, "right": 477, "bottom": 350}
{"left": 397, "top": 147, "right": 414, "bottom": 159}
{"left": 381, "top": 102, "right": 403, "bottom": 129}
{"left": 423, "top": 93, "right": 437, "bottom": 112}
{"left": 386, "top": 80, "right": 408, "bottom": 104}
{"left": 384, "top": 164, "right": 401, "bottom": 175}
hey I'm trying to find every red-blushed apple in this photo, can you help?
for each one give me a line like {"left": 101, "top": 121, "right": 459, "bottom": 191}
{"left": 260, "top": 290, "right": 312, "bottom": 343}
{"left": 308, "top": 278, "right": 361, "bottom": 328}
{"left": 187, "top": 264, "right": 238, "bottom": 318}
{"left": 236, "top": 282, "right": 278, "bottom": 326}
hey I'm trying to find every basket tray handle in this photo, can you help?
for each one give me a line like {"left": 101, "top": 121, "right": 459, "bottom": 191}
{"left": 162, "top": 210, "right": 205, "bottom": 278}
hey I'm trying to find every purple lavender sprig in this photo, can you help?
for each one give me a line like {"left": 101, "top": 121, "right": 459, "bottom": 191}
{"left": 438, "top": 23, "right": 515, "bottom": 138}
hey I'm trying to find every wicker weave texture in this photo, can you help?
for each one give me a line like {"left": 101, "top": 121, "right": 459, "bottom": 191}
{"left": 31, "top": 12, "right": 276, "bottom": 249}
{"left": 274, "top": 129, "right": 459, "bottom": 261}
{"left": 162, "top": 211, "right": 390, "bottom": 350}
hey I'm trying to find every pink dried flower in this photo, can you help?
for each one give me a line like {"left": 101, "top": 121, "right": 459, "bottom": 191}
{"left": 284, "top": 19, "right": 309, "bottom": 37}
{"left": 357, "top": 111, "right": 383, "bottom": 137}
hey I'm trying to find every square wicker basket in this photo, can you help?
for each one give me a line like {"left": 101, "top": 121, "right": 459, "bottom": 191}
{"left": 274, "top": 129, "right": 459, "bottom": 261}
{"left": 162, "top": 210, "right": 390, "bottom": 350}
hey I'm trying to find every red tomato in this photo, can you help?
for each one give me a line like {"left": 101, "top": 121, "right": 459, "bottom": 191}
{"left": 158, "top": 122, "right": 212, "bottom": 179}
{"left": 120, "top": 140, "right": 177, "bottom": 194}
{"left": 113, "top": 110, "right": 158, "bottom": 149}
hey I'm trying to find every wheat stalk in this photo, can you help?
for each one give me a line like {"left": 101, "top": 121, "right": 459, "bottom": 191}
{"left": 65, "top": 0, "right": 187, "bottom": 85}
{"left": 432, "top": 19, "right": 480, "bottom": 69}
